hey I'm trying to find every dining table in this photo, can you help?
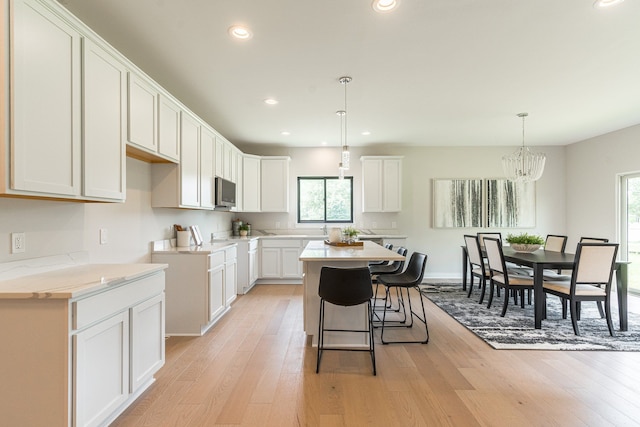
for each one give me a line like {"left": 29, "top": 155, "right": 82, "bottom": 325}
{"left": 461, "top": 246, "right": 629, "bottom": 331}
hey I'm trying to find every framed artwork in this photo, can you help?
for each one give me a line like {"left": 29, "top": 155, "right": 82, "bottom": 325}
{"left": 486, "top": 179, "right": 536, "bottom": 228}
{"left": 433, "top": 179, "right": 483, "bottom": 228}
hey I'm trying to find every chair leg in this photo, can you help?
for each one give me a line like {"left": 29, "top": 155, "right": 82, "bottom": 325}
{"left": 604, "top": 297, "right": 615, "bottom": 337}
{"left": 569, "top": 300, "right": 581, "bottom": 336}
{"left": 467, "top": 274, "right": 475, "bottom": 298}
{"left": 381, "top": 287, "right": 429, "bottom": 345}
{"left": 487, "top": 282, "right": 495, "bottom": 309}
{"left": 478, "top": 279, "right": 487, "bottom": 304}
{"left": 501, "top": 286, "right": 510, "bottom": 317}
{"left": 596, "top": 301, "right": 605, "bottom": 319}
{"left": 316, "top": 299, "right": 324, "bottom": 373}
{"left": 367, "top": 301, "right": 377, "bottom": 375}
{"left": 561, "top": 298, "right": 567, "bottom": 319}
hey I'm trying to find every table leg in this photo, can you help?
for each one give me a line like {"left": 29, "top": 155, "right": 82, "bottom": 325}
{"left": 616, "top": 263, "right": 628, "bottom": 331}
{"left": 462, "top": 247, "right": 468, "bottom": 291}
{"left": 534, "top": 264, "right": 545, "bottom": 329}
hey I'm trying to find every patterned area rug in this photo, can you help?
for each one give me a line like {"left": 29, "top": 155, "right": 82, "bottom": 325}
{"left": 421, "top": 283, "right": 640, "bottom": 350}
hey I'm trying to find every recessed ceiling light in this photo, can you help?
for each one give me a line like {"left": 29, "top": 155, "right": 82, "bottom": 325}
{"left": 228, "top": 25, "right": 253, "bottom": 40}
{"left": 264, "top": 98, "right": 278, "bottom": 105}
{"left": 372, "top": 0, "right": 399, "bottom": 13}
{"left": 361, "top": 131, "right": 371, "bottom": 136}
{"left": 593, "top": 0, "right": 624, "bottom": 8}
{"left": 281, "top": 131, "right": 291, "bottom": 136}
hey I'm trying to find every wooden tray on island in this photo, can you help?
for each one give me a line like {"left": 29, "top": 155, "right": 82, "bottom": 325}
{"left": 324, "top": 240, "right": 364, "bottom": 247}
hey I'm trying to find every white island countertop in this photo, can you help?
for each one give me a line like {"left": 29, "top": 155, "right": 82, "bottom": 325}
{"left": 0, "top": 263, "right": 167, "bottom": 300}
{"left": 299, "top": 240, "right": 405, "bottom": 262}
{"left": 151, "top": 240, "right": 237, "bottom": 254}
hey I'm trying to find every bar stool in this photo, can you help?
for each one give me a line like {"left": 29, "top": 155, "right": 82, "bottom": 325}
{"left": 370, "top": 247, "right": 407, "bottom": 311}
{"left": 316, "top": 266, "right": 376, "bottom": 375}
{"left": 377, "top": 252, "right": 429, "bottom": 345}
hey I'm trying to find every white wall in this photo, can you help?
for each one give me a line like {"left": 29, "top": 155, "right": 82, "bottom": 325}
{"left": 239, "top": 143, "right": 566, "bottom": 278}
{"left": 0, "top": 157, "right": 234, "bottom": 264}
{"left": 565, "top": 123, "right": 640, "bottom": 251}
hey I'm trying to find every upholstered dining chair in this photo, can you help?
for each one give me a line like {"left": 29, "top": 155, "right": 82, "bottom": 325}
{"left": 316, "top": 266, "right": 376, "bottom": 375}
{"left": 484, "top": 238, "right": 535, "bottom": 316}
{"left": 464, "top": 235, "right": 490, "bottom": 303}
{"left": 545, "top": 235, "right": 568, "bottom": 252}
{"left": 477, "top": 232, "right": 502, "bottom": 249}
{"left": 542, "top": 242, "right": 619, "bottom": 336}
{"left": 580, "top": 237, "right": 609, "bottom": 243}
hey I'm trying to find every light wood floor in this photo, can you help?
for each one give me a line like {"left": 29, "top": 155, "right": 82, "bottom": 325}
{"left": 113, "top": 284, "right": 640, "bottom": 427}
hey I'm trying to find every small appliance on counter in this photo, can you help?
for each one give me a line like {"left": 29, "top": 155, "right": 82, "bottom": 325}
{"left": 232, "top": 219, "right": 242, "bottom": 236}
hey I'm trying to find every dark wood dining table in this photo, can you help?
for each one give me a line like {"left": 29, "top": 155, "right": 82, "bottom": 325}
{"left": 461, "top": 246, "right": 629, "bottom": 331}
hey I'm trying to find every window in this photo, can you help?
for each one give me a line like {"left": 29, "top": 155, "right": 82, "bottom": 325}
{"left": 298, "top": 177, "right": 353, "bottom": 223}
{"left": 620, "top": 172, "right": 640, "bottom": 294}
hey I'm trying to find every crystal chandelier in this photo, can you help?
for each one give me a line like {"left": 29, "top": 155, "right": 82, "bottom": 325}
{"left": 338, "top": 76, "right": 351, "bottom": 176}
{"left": 502, "top": 113, "right": 545, "bottom": 183}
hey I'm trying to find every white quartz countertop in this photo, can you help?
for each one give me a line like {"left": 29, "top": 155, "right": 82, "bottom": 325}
{"left": 152, "top": 240, "right": 237, "bottom": 254}
{"left": 214, "top": 234, "right": 407, "bottom": 240}
{"left": 0, "top": 263, "right": 167, "bottom": 300}
{"left": 299, "top": 240, "right": 405, "bottom": 262}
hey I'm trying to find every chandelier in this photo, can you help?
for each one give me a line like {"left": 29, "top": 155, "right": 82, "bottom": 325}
{"left": 337, "top": 76, "right": 351, "bottom": 177}
{"left": 502, "top": 113, "right": 545, "bottom": 183}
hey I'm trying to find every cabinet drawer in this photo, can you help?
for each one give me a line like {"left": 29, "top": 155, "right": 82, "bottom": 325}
{"left": 208, "top": 252, "right": 225, "bottom": 269}
{"left": 260, "top": 239, "right": 301, "bottom": 248}
{"left": 73, "top": 272, "right": 165, "bottom": 331}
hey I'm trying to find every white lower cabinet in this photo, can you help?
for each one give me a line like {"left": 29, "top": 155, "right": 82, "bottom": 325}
{"left": 152, "top": 243, "right": 237, "bottom": 336}
{"left": 0, "top": 267, "right": 166, "bottom": 427}
{"left": 236, "top": 238, "right": 259, "bottom": 294}
{"left": 259, "top": 239, "right": 302, "bottom": 281}
{"left": 74, "top": 311, "right": 130, "bottom": 427}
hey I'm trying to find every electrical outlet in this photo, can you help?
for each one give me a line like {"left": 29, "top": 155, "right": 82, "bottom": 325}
{"left": 391, "top": 221, "right": 397, "bottom": 229}
{"left": 100, "top": 228, "right": 108, "bottom": 245}
{"left": 275, "top": 222, "right": 281, "bottom": 229}
{"left": 11, "top": 232, "right": 25, "bottom": 254}
{"left": 371, "top": 222, "right": 377, "bottom": 229}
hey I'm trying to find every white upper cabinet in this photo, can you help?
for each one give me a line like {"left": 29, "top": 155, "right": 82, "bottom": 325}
{"left": 8, "top": 0, "right": 82, "bottom": 197}
{"left": 233, "top": 148, "right": 243, "bottom": 211}
{"left": 361, "top": 156, "right": 403, "bottom": 212}
{"left": 179, "top": 111, "right": 200, "bottom": 208}
{"left": 260, "top": 157, "right": 290, "bottom": 212}
{"left": 242, "top": 155, "right": 261, "bottom": 212}
{"left": 82, "top": 37, "right": 126, "bottom": 201}
{"left": 199, "top": 125, "right": 215, "bottom": 209}
{"left": 127, "top": 72, "right": 157, "bottom": 153}
{"left": 157, "top": 94, "right": 181, "bottom": 162}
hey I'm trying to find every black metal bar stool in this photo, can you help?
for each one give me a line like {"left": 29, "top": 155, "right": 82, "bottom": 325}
{"left": 316, "top": 266, "right": 376, "bottom": 375}
{"left": 370, "top": 246, "right": 407, "bottom": 312}
{"left": 377, "top": 252, "right": 429, "bottom": 345}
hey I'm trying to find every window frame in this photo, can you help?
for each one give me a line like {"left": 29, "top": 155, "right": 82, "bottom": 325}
{"left": 297, "top": 176, "right": 354, "bottom": 224}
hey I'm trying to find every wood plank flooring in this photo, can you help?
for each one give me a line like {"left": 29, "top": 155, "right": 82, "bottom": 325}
{"left": 112, "top": 285, "right": 640, "bottom": 426}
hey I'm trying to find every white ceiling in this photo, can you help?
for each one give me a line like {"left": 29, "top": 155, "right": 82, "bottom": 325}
{"left": 59, "top": 0, "right": 640, "bottom": 149}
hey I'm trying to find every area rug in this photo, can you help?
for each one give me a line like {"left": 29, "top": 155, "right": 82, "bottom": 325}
{"left": 421, "top": 283, "right": 640, "bottom": 351}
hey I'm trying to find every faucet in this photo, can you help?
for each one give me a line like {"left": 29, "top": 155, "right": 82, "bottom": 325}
{"left": 322, "top": 224, "right": 327, "bottom": 235}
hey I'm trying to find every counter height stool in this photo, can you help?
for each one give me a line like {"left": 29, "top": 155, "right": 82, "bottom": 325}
{"left": 369, "top": 243, "right": 393, "bottom": 266}
{"left": 370, "top": 247, "right": 407, "bottom": 311}
{"left": 377, "top": 252, "right": 429, "bottom": 345}
{"left": 316, "top": 266, "right": 376, "bottom": 375}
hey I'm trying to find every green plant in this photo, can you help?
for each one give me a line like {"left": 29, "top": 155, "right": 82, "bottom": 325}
{"left": 342, "top": 226, "right": 359, "bottom": 237}
{"left": 505, "top": 233, "right": 544, "bottom": 245}
{"left": 239, "top": 224, "right": 249, "bottom": 231}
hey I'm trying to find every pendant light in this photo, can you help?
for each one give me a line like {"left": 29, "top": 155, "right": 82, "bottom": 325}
{"left": 502, "top": 113, "right": 545, "bottom": 183}
{"left": 338, "top": 76, "right": 351, "bottom": 173}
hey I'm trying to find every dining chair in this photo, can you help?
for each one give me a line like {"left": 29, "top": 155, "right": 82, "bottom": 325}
{"left": 484, "top": 238, "right": 534, "bottom": 316}
{"left": 545, "top": 235, "right": 568, "bottom": 252}
{"left": 477, "top": 232, "right": 502, "bottom": 249}
{"left": 376, "top": 252, "right": 429, "bottom": 344}
{"left": 580, "top": 237, "right": 609, "bottom": 243}
{"left": 316, "top": 266, "right": 376, "bottom": 375}
{"left": 542, "top": 242, "right": 619, "bottom": 336}
{"left": 463, "top": 235, "right": 490, "bottom": 303}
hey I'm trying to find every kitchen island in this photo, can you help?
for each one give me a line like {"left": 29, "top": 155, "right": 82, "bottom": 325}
{"left": 299, "top": 240, "right": 404, "bottom": 346}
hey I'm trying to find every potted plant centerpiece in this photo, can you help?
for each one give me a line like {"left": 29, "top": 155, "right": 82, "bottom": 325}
{"left": 506, "top": 233, "right": 545, "bottom": 253}
{"left": 239, "top": 224, "right": 249, "bottom": 237}
{"left": 342, "top": 226, "right": 359, "bottom": 244}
